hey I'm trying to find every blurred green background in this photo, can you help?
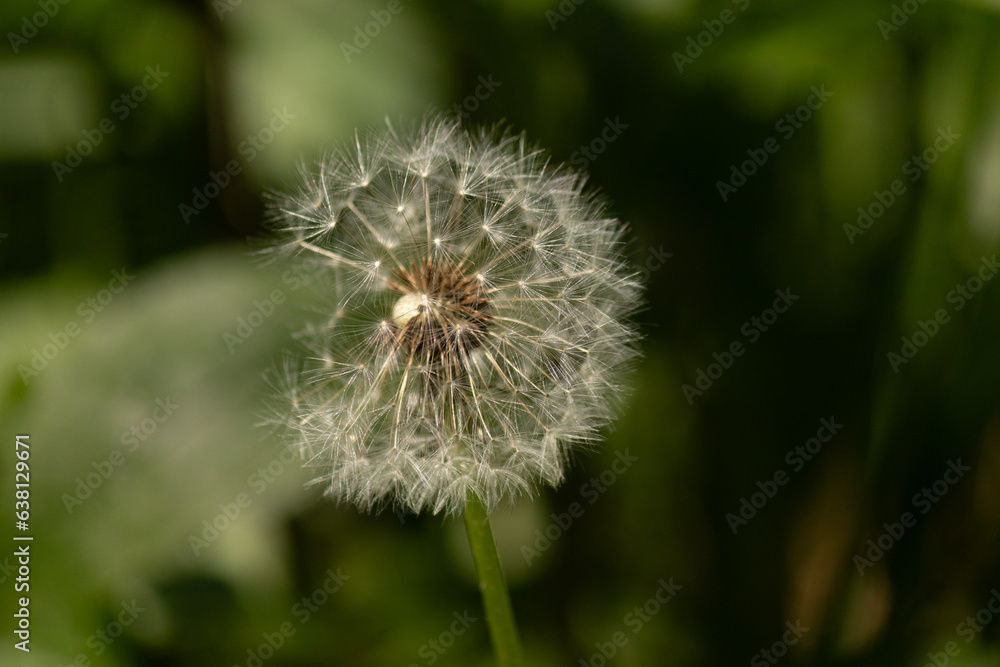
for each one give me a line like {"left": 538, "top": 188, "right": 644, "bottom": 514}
{"left": 2, "top": 0, "right": 1000, "bottom": 665}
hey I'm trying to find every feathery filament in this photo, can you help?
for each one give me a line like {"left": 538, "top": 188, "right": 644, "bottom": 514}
{"left": 265, "top": 116, "right": 640, "bottom": 515}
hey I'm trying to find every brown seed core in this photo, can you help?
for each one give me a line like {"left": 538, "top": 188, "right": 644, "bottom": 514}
{"left": 391, "top": 259, "right": 491, "bottom": 361}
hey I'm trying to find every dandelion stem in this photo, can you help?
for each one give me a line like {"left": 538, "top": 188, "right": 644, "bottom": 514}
{"left": 464, "top": 491, "right": 524, "bottom": 667}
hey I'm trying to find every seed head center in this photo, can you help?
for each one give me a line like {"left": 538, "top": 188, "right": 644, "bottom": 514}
{"left": 392, "top": 292, "right": 433, "bottom": 327}
{"left": 392, "top": 260, "right": 492, "bottom": 359}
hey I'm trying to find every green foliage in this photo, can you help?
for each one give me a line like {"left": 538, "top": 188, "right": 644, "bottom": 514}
{"left": 2, "top": 0, "right": 1000, "bottom": 665}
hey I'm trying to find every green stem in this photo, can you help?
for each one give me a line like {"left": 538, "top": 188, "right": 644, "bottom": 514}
{"left": 463, "top": 491, "right": 524, "bottom": 667}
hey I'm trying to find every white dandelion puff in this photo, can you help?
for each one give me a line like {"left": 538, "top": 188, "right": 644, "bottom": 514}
{"left": 265, "top": 115, "right": 641, "bottom": 515}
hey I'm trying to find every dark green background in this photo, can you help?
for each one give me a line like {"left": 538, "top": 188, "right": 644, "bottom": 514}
{"left": 2, "top": 0, "right": 1000, "bottom": 665}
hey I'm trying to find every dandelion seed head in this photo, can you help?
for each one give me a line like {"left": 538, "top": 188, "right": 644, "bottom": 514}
{"left": 265, "top": 115, "right": 641, "bottom": 515}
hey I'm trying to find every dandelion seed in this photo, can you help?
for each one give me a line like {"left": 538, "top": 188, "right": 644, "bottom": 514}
{"left": 265, "top": 115, "right": 641, "bottom": 516}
